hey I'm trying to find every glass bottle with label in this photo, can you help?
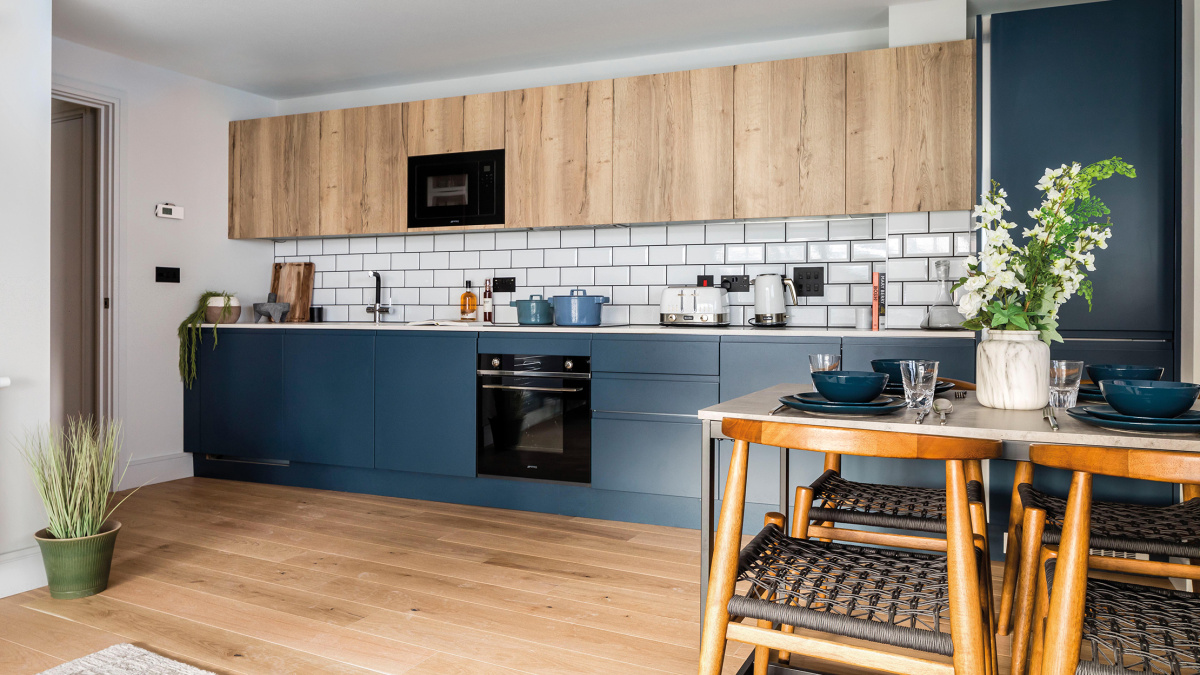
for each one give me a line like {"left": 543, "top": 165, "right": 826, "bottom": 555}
{"left": 460, "top": 281, "right": 478, "bottom": 321}
{"left": 482, "top": 279, "right": 494, "bottom": 323}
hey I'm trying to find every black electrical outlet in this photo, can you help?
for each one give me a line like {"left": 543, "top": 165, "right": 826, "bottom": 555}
{"left": 721, "top": 274, "right": 750, "bottom": 293}
{"left": 696, "top": 275, "right": 714, "bottom": 287}
{"left": 492, "top": 276, "right": 516, "bottom": 293}
{"left": 793, "top": 266, "right": 824, "bottom": 297}
{"left": 155, "top": 266, "right": 180, "bottom": 283}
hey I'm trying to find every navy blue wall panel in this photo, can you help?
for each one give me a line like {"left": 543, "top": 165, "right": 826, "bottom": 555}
{"left": 374, "top": 332, "right": 478, "bottom": 476}
{"left": 991, "top": 0, "right": 1179, "bottom": 341}
{"left": 197, "top": 329, "right": 284, "bottom": 460}
{"left": 1049, "top": 338, "right": 1176, "bottom": 383}
{"left": 841, "top": 337, "right": 976, "bottom": 381}
{"left": 477, "top": 332, "right": 591, "bottom": 357}
{"left": 592, "top": 334, "right": 720, "bottom": 375}
{"left": 282, "top": 330, "right": 376, "bottom": 468}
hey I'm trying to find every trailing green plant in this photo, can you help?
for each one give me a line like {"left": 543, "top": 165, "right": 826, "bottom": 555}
{"left": 178, "top": 291, "right": 232, "bottom": 388}
{"left": 21, "top": 417, "right": 132, "bottom": 539}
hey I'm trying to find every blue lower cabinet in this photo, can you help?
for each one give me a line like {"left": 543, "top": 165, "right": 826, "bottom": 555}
{"left": 592, "top": 334, "right": 720, "bottom": 375}
{"left": 592, "top": 372, "right": 719, "bottom": 416}
{"left": 374, "top": 332, "right": 478, "bottom": 476}
{"left": 282, "top": 330, "right": 376, "bottom": 468}
{"left": 841, "top": 336, "right": 976, "bottom": 381}
{"left": 592, "top": 412, "right": 701, "bottom": 498}
{"left": 196, "top": 329, "right": 285, "bottom": 460}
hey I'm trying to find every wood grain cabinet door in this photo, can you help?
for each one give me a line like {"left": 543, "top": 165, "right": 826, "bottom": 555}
{"left": 613, "top": 67, "right": 734, "bottom": 223}
{"left": 505, "top": 81, "right": 613, "bottom": 228}
{"left": 404, "top": 92, "right": 505, "bottom": 156}
{"left": 318, "top": 103, "right": 405, "bottom": 235}
{"left": 733, "top": 55, "right": 846, "bottom": 219}
{"left": 228, "top": 113, "right": 320, "bottom": 239}
{"left": 846, "top": 39, "right": 976, "bottom": 214}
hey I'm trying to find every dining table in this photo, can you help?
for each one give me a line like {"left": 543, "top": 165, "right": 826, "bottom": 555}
{"left": 697, "top": 382, "right": 1200, "bottom": 607}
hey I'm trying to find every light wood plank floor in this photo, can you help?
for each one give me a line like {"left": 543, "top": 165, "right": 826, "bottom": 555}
{"left": 0, "top": 478, "right": 1014, "bottom": 674}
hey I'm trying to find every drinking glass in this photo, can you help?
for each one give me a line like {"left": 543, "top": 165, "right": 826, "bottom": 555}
{"left": 809, "top": 354, "right": 841, "bottom": 373}
{"left": 1050, "top": 360, "right": 1084, "bottom": 409}
{"left": 899, "top": 360, "right": 939, "bottom": 413}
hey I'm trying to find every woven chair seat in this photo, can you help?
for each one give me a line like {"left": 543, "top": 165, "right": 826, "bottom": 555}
{"left": 1019, "top": 485, "right": 1200, "bottom": 558}
{"left": 728, "top": 524, "right": 960, "bottom": 657}
{"left": 1044, "top": 560, "right": 1200, "bottom": 675}
{"left": 807, "top": 470, "right": 984, "bottom": 534}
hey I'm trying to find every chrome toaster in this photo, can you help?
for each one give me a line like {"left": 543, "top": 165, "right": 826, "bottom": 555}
{"left": 659, "top": 286, "right": 730, "bottom": 326}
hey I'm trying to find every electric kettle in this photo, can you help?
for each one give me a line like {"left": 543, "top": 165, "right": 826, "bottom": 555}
{"left": 751, "top": 274, "right": 797, "bottom": 327}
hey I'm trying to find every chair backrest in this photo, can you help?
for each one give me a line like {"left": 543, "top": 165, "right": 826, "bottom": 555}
{"left": 1029, "top": 444, "right": 1200, "bottom": 485}
{"left": 722, "top": 418, "right": 1001, "bottom": 460}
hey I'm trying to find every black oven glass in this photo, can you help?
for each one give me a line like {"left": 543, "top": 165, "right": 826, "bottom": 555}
{"left": 409, "top": 149, "right": 503, "bottom": 228}
{"left": 477, "top": 354, "right": 590, "bottom": 484}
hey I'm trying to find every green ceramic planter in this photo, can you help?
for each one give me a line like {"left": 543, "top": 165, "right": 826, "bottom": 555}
{"left": 34, "top": 521, "right": 121, "bottom": 599}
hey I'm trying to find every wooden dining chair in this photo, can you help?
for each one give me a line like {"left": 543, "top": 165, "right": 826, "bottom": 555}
{"left": 1023, "top": 444, "right": 1200, "bottom": 675}
{"left": 698, "top": 419, "right": 1001, "bottom": 675}
{"left": 997, "top": 458, "right": 1200, "bottom": 675}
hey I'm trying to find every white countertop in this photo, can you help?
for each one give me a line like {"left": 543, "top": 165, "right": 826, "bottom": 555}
{"left": 699, "top": 383, "right": 1200, "bottom": 457}
{"left": 205, "top": 322, "right": 975, "bottom": 339}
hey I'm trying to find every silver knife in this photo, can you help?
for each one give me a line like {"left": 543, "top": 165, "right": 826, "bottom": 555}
{"left": 1042, "top": 405, "right": 1060, "bottom": 431}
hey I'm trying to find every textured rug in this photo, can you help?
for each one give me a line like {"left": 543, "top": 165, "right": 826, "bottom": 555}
{"left": 39, "top": 644, "right": 218, "bottom": 674}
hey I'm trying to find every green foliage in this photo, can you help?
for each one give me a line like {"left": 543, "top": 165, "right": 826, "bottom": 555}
{"left": 20, "top": 417, "right": 133, "bottom": 539}
{"left": 178, "top": 291, "right": 232, "bottom": 389}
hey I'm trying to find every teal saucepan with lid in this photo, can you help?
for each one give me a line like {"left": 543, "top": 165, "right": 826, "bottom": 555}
{"left": 510, "top": 294, "right": 554, "bottom": 325}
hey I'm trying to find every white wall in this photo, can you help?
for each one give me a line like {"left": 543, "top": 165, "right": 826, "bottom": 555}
{"left": 50, "top": 39, "right": 278, "bottom": 496}
{"left": 276, "top": 27, "right": 887, "bottom": 115}
{"left": 889, "top": 0, "right": 968, "bottom": 48}
{"left": 0, "top": 0, "right": 54, "bottom": 597}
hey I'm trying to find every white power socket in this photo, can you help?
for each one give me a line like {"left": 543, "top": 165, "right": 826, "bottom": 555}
{"left": 155, "top": 203, "right": 184, "bottom": 220}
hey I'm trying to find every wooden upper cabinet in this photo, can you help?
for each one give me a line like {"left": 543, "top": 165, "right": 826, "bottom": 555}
{"left": 229, "top": 113, "right": 320, "bottom": 239}
{"left": 505, "top": 81, "right": 613, "bottom": 229}
{"left": 405, "top": 92, "right": 505, "bottom": 156}
{"left": 733, "top": 54, "right": 846, "bottom": 219}
{"left": 846, "top": 39, "right": 976, "bottom": 214}
{"left": 613, "top": 67, "right": 734, "bottom": 223}
{"left": 317, "top": 103, "right": 405, "bottom": 236}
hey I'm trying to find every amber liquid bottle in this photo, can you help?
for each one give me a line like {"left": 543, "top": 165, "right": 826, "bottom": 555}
{"left": 482, "top": 279, "right": 494, "bottom": 323}
{"left": 460, "top": 281, "right": 478, "bottom": 321}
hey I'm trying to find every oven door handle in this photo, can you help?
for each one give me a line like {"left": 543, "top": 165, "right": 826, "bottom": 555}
{"left": 480, "top": 384, "right": 584, "bottom": 393}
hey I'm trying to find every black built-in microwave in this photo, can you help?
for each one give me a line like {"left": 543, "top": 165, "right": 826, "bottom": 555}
{"left": 407, "top": 149, "right": 504, "bottom": 228}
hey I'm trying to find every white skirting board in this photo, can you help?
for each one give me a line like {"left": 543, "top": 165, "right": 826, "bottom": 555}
{"left": 0, "top": 452, "right": 192, "bottom": 599}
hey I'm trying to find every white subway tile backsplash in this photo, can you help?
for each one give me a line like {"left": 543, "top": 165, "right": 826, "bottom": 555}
{"left": 322, "top": 271, "right": 349, "bottom": 288}
{"left": 903, "top": 281, "right": 944, "bottom": 304}
{"left": 601, "top": 304, "right": 630, "bottom": 324}
{"left": 434, "top": 269, "right": 464, "bottom": 287}
{"left": 312, "top": 255, "right": 337, "bottom": 272}
{"left": 434, "top": 305, "right": 460, "bottom": 320}
{"left": 324, "top": 305, "right": 350, "bottom": 322}
{"left": 706, "top": 264, "right": 745, "bottom": 277}
{"left": 726, "top": 244, "right": 765, "bottom": 264}
{"left": 336, "top": 288, "right": 363, "bottom": 304}
{"left": 873, "top": 218, "right": 888, "bottom": 239}
{"left": 336, "top": 254, "right": 364, "bottom": 271}
{"left": 434, "top": 233, "right": 465, "bottom": 251}
{"left": 312, "top": 288, "right": 336, "bottom": 305}
{"left": 405, "top": 305, "right": 433, "bottom": 321}
{"left": 629, "top": 305, "right": 660, "bottom": 324}
{"left": 828, "top": 262, "right": 872, "bottom": 284}
{"left": 745, "top": 221, "right": 786, "bottom": 242}
{"left": 829, "top": 219, "right": 873, "bottom": 240}
{"left": 362, "top": 253, "right": 390, "bottom": 270}
{"left": 887, "top": 212, "right": 928, "bottom": 234}
{"left": 686, "top": 244, "right": 725, "bottom": 265}
{"left": 405, "top": 269, "right": 434, "bottom": 286}
{"left": 594, "top": 227, "right": 630, "bottom": 247}
{"left": 667, "top": 265, "right": 706, "bottom": 285}
{"left": 495, "top": 268, "right": 527, "bottom": 285}
{"left": 852, "top": 240, "right": 887, "bottom": 261}
{"left": 613, "top": 246, "right": 650, "bottom": 266}
{"left": 464, "top": 232, "right": 496, "bottom": 250}
{"left": 595, "top": 266, "right": 630, "bottom": 285}
{"left": 904, "top": 233, "right": 952, "bottom": 257}
{"left": 560, "top": 229, "right": 595, "bottom": 248}
{"left": 545, "top": 248, "right": 579, "bottom": 267}
{"left": 419, "top": 251, "right": 450, "bottom": 269}
{"left": 929, "top": 210, "right": 972, "bottom": 232}
{"left": 405, "top": 234, "right": 435, "bottom": 252}
{"left": 296, "top": 239, "right": 323, "bottom": 255}
{"left": 420, "top": 287, "right": 449, "bottom": 305}
{"left": 808, "top": 242, "right": 850, "bottom": 262}
{"left": 612, "top": 285, "right": 649, "bottom": 305}
{"left": 630, "top": 265, "right": 667, "bottom": 285}
{"left": 788, "top": 306, "right": 827, "bottom": 326}
{"left": 955, "top": 232, "right": 975, "bottom": 256}
{"left": 323, "top": 238, "right": 350, "bottom": 255}
{"left": 787, "top": 221, "right": 828, "bottom": 241}
{"left": 807, "top": 284, "right": 850, "bottom": 305}
{"left": 887, "top": 257, "right": 929, "bottom": 281}
{"left": 827, "top": 306, "right": 859, "bottom": 327}
{"left": 667, "top": 224, "right": 706, "bottom": 245}
{"left": 649, "top": 245, "right": 687, "bottom": 265}
{"left": 377, "top": 237, "right": 406, "bottom": 253}
{"left": 886, "top": 306, "right": 927, "bottom": 329}
{"left": 526, "top": 267, "right": 560, "bottom": 286}
{"left": 887, "top": 236, "right": 903, "bottom": 257}
{"left": 449, "top": 251, "right": 480, "bottom": 269}
{"left": 629, "top": 225, "right": 667, "bottom": 245}
{"left": 744, "top": 264, "right": 786, "bottom": 278}
{"left": 579, "top": 247, "right": 614, "bottom": 267}
{"left": 561, "top": 267, "right": 595, "bottom": 285}
{"left": 526, "top": 230, "right": 560, "bottom": 249}
{"left": 391, "top": 287, "right": 420, "bottom": 305}
{"left": 275, "top": 240, "right": 297, "bottom": 256}
{"left": 765, "top": 243, "right": 807, "bottom": 263}
{"left": 479, "top": 250, "right": 512, "bottom": 269}
{"left": 705, "top": 222, "right": 744, "bottom": 243}
{"left": 510, "top": 248, "right": 544, "bottom": 268}
{"left": 494, "top": 231, "right": 527, "bottom": 249}
{"left": 850, "top": 284, "right": 874, "bottom": 305}
{"left": 349, "top": 238, "right": 376, "bottom": 254}
{"left": 390, "top": 252, "right": 419, "bottom": 269}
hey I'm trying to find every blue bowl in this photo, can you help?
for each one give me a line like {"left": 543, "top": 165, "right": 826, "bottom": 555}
{"left": 1099, "top": 379, "right": 1200, "bottom": 419}
{"left": 812, "top": 371, "right": 890, "bottom": 403}
{"left": 870, "top": 359, "right": 905, "bottom": 383}
{"left": 1086, "top": 364, "right": 1164, "bottom": 385}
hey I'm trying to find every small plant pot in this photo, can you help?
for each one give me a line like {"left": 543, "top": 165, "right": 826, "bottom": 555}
{"left": 204, "top": 296, "right": 241, "bottom": 324}
{"left": 34, "top": 521, "right": 121, "bottom": 599}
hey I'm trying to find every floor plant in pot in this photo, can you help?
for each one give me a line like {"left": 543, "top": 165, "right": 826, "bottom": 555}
{"left": 22, "top": 417, "right": 132, "bottom": 599}
{"left": 955, "top": 158, "right": 1135, "bottom": 409}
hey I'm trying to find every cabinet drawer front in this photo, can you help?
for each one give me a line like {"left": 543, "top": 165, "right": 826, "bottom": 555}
{"left": 592, "top": 415, "right": 701, "bottom": 498}
{"left": 592, "top": 336, "right": 719, "bottom": 375}
{"left": 593, "top": 373, "right": 719, "bottom": 416}
{"left": 478, "top": 333, "right": 591, "bottom": 357}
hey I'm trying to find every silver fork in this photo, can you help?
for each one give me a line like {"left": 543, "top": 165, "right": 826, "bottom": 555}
{"left": 1042, "top": 405, "right": 1060, "bottom": 431}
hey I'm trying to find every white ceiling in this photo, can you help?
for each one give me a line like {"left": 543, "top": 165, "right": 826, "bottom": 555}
{"left": 53, "top": 0, "right": 1097, "bottom": 100}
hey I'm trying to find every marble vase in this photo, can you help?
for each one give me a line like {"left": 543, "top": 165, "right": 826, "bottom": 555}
{"left": 976, "top": 330, "right": 1050, "bottom": 410}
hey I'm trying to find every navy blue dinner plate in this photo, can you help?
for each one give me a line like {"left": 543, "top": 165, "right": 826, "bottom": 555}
{"left": 1076, "top": 389, "right": 1106, "bottom": 403}
{"left": 1081, "top": 405, "right": 1200, "bottom": 424}
{"left": 794, "top": 392, "right": 900, "bottom": 407}
{"left": 779, "top": 395, "right": 908, "bottom": 416}
{"left": 1065, "top": 407, "right": 1200, "bottom": 434}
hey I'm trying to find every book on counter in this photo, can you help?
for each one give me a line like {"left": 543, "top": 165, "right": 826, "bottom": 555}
{"left": 871, "top": 272, "right": 887, "bottom": 330}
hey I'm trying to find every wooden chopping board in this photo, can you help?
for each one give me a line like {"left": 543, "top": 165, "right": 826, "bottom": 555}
{"left": 270, "top": 262, "right": 315, "bottom": 322}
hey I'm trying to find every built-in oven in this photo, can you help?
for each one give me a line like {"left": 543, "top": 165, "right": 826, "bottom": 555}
{"left": 408, "top": 149, "right": 504, "bottom": 228}
{"left": 476, "top": 353, "right": 590, "bottom": 484}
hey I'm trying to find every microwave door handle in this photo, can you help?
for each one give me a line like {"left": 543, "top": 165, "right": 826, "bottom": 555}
{"left": 481, "top": 384, "right": 584, "bottom": 393}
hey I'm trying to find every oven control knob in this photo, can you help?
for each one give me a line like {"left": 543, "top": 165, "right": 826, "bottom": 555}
{"left": 564, "top": 360, "right": 574, "bottom": 370}
{"left": 667, "top": 314, "right": 676, "bottom": 322}
{"left": 491, "top": 358, "right": 500, "bottom": 368}
{"left": 701, "top": 314, "right": 711, "bottom": 322}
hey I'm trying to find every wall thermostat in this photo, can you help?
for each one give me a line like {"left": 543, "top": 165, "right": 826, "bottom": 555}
{"left": 155, "top": 203, "right": 184, "bottom": 220}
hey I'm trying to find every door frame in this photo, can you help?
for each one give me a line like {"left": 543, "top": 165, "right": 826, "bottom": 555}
{"left": 51, "top": 78, "right": 121, "bottom": 424}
